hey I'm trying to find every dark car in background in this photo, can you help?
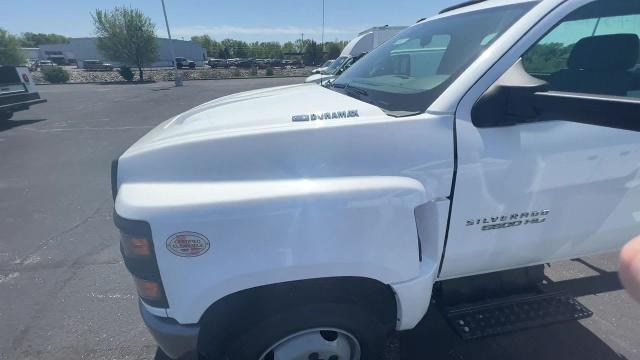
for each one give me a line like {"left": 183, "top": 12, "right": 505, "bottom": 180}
{"left": 268, "top": 59, "right": 283, "bottom": 68}
{"left": 82, "top": 60, "right": 114, "bottom": 71}
{"left": 207, "top": 58, "right": 227, "bottom": 68}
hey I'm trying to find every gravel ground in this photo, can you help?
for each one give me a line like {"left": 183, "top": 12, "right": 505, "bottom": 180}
{"left": 31, "top": 66, "right": 314, "bottom": 84}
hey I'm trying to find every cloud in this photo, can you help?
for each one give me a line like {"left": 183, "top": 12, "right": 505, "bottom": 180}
{"left": 171, "top": 25, "right": 368, "bottom": 42}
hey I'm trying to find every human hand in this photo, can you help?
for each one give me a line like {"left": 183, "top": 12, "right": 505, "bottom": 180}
{"left": 620, "top": 236, "right": 640, "bottom": 303}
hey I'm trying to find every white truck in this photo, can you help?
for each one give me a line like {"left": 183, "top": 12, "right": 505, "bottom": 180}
{"left": 305, "top": 26, "right": 406, "bottom": 85}
{"left": 0, "top": 66, "right": 46, "bottom": 121}
{"left": 112, "top": 0, "right": 640, "bottom": 359}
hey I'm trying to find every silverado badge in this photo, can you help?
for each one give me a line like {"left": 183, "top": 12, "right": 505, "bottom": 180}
{"left": 466, "top": 210, "right": 550, "bottom": 231}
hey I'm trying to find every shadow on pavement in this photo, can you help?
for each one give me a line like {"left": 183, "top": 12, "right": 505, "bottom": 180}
{"left": 401, "top": 306, "right": 626, "bottom": 360}
{"left": 543, "top": 269, "right": 623, "bottom": 298}
{"left": 401, "top": 270, "right": 627, "bottom": 360}
{"left": 0, "top": 119, "right": 46, "bottom": 132}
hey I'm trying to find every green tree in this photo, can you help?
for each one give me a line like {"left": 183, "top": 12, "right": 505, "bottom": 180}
{"left": 295, "top": 39, "right": 311, "bottom": 53}
{"left": 218, "top": 47, "right": 231, "bottom": 59}
{"left": 220, "top": 39, "right": 249, "bottom": 58}
{"left": 92, "top": 6, "right": 158, "bottom": 81}
{"left": 0, "top": 28, "right": 25, "bottom": 65}
{"left": 282, "top": 41, "right": 297, "bottom": 56}
{"left": 191, "top": 35, "right": 220, "bottom": 58}
{"left": 19, "top": 32, "right": 69, "bottom": 47}
{"left": 247, "top": 41, "right": 283, "bottom": 59}
{"left": 523, "top": 42, "right": 575, "bottom": 74}
{"left": 42, "top": 67, "right": 70, "bottom": 83}
{"left": 303, "top": 40, "right": 323, "bottom": 66}
{"left": 324, "top": 42, "right": 343, "bottom": 61}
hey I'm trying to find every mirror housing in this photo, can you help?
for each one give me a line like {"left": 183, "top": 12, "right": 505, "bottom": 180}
{"left": 472, "top": 59, "right": 548, "bottom": 128}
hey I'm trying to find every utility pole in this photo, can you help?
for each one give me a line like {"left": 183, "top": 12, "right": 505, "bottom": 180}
{"left": 161, "top": 0, "right": 182, "bottom": 87}
{"left": 321, "top": 0, "right": 325, "bottom": 54}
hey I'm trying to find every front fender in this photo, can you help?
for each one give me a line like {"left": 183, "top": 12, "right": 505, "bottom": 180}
{"left": 115, "top": 176, "right": 427, "bottom": 324}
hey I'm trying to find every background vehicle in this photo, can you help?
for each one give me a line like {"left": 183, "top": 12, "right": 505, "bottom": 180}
{"left": 207, "top": 58, "right": 227, "bottom": 68}
{"left": 267, "top": 58, "right": 283, "bottom": 68}
{"left": 174, "top": 57, "right": 196, "bottom": 69}
{"left": 306, "top": 25, "right": 405, "bottom": 84}
{"left": 113, "top": 0, "right": 640, "bottom": 359}
{"left": 82, "top": 60, "right": 114, "bottom": 71}
{"left": 0, "top": 66, "right": 47, "bottom": 121}
{"left": 312, "top": 59, "right": 334, "bottom": 73}
{"left": 37, "top": 60, "right": 56, "bottom": 69}
{"left": 305, "top": 53, "right": 367, "bottom": 84}
{"left": 255, "top": 59, "right": 269, "bottom": 69}
{"left": 226, "top": 58, "right": 253, "bottom": 68}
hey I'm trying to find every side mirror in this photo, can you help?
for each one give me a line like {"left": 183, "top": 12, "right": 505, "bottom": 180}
{"left": 472, "top": 59, "right": 548, "bottom": 128}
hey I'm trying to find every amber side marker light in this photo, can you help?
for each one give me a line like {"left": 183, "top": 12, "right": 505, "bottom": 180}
{"left": 114, "top": 213, "right": 168, "bottom": 308}
{"left": 121, "top": 234, "right": 151, "bottom": 257}
{"left": 134, "top": 276, "right": 165, "bottom": 302}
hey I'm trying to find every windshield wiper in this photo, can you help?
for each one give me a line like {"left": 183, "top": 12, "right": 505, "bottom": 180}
{"left": 332, "top": 83, "right": 421, "bottom": 117}
{"left": 332, "top": 82, "right": 382, "bottom": 109}
{"left": 345, "top": 83, "right": 368, "bottom": 96}
{"left": 332, "top": 82, "right": 367, "bottom": 95}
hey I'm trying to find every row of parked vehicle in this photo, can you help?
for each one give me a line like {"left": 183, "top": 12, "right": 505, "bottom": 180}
{"left": 206, "top": 58, "right": 305, "bottom": 69}
{"left": 28, "top": 59, "right": 115, "bottom": 72}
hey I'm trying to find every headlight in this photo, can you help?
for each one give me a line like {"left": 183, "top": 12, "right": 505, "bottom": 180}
{"left": 114, "top": 213, "right": 168, "bottom": 308}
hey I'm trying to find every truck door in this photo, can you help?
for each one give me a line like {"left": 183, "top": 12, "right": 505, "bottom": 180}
{"left": 440, "top": 0, "right": 640, "bottom": 279}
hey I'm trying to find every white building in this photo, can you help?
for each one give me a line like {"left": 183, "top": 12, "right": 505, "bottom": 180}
{"left": 38, "top": 38, "right": 207, "bottom": 67}
{"left": 20, "top": 48, "right": 40, "bottom": 62}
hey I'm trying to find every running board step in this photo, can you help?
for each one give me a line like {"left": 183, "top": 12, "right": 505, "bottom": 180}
{"left": 442, "top": 292, "right": 593, "bottom": 340}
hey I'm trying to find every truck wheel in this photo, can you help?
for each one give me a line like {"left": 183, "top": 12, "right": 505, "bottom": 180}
{"left": 0, "top": 112, "right": 13, "bottom": 121}
{"left": 224, "top": 303, "right": 387, "bottom": 360}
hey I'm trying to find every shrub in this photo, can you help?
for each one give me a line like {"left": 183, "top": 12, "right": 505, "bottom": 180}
{"left": 118, "top": 65, "right": 134, "bottom": 81}
{"left": 249, "top": 66, "right": 258, "bottom": 76}
{"left": 232, "top": 68, "right": 241, "bottom": 77}
{"left": 42, "top": 67, "right": 70, "bottom": 83}
{"left": 265, "top": 67, "right": 274, "bottom": 76}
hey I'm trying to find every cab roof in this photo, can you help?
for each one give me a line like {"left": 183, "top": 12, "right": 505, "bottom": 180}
{"left": 420, "top": 0, "right": 550, "bottom": 23}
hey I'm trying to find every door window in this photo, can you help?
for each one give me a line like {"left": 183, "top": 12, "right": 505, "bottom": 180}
{"left": 522, "top": 0, "right": 640, "bottom": 98}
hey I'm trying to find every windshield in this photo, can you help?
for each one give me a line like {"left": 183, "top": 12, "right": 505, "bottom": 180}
{"left": 332, "top": 2, "right": 537, "bottom": 115}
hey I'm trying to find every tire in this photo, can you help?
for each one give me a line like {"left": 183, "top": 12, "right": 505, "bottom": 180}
{"left": 0, "top": 111, "right": 13, "bottom": 121}
{"left": 223, "top": 303, "right": 388, "bottom": 360}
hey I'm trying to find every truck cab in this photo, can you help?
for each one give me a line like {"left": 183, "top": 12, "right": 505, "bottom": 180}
{"left": 0, "top": 66, "right": 47, "bottom": 121}
{"left": 113, "top": 0, "right": 640, "bottom": 359}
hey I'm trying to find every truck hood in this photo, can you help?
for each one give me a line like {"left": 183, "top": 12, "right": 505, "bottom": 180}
{"left": 126, "top": 83, "right": 384, "bottom": 154}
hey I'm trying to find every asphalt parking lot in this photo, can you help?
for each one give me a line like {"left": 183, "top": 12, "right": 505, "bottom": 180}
{"left": 0, "top": 78, "right": 638, "bottom": 360}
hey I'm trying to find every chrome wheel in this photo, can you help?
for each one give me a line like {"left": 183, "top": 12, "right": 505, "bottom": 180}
{"left": 259, "top": 328, "right": 361, "bottom": 360}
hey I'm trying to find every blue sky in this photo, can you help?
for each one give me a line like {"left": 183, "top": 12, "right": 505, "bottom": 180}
{"left": 1, "top": 0, "right": 457, "bottom": 43}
